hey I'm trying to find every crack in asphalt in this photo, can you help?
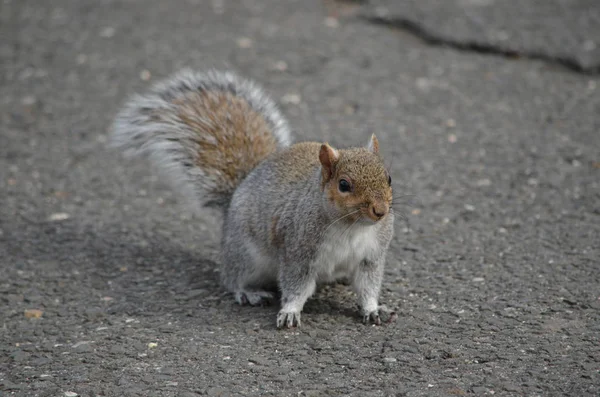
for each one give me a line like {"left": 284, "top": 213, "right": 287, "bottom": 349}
{"left": 363, "top": 15, "right": 600, "bottom": 76}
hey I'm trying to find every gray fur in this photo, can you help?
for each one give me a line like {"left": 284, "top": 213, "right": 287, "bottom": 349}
{"left": 112, "top": 69, "right": 394, "bottom": 328}
{"left": 222, "top": 155, "right": 394, "bottom": 328}
{"left": 111, "top": 69, "right": 291, "bottom": 208}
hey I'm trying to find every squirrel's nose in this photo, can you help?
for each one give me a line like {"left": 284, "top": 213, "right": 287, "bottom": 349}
{"left": 369, "top": 203, "right": 388, "bottom": 221}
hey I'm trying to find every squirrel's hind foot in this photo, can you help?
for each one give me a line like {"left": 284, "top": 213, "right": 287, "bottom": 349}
{"left": 363, "top": 305, "right": 397, "bottom": 326}
{"left": 235, "top": 290, "right": 275, "bottom": 306}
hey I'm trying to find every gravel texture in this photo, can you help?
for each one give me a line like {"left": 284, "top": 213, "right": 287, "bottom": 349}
{"left": 1, "top": 0, "right": 599, "bottom": 396}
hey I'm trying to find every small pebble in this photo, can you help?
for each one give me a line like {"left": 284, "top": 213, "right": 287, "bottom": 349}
{"left": 472, "top": 277, "right": 485, "bottom": 283}
{"left": 583, "top": 40, "right": 596, "bottom": 51}
{"left": 281, "top": 93, "right": 301, "bottom": 105}
{"left": 411, "top": 208, "right": 421, "bottom": 215}
{"left": 324, "top": 17, "right": 339, "bottom": 28}
{"left": 448, "top": 134, "right": 457, "bottom": 143}
{"left": 54, "top": 191, "right": 69, "bottom": 199}
{"left": 64, "top": 392, "right": 78, "bottom": 397}
{"left": 416, "top": 78, "right": 429, "bottom": 91}
{"left": 464, "top": 204, "right": 475, "bottom": 211}
{"left": 148, "top": 342, "right": 158, "bottom": 349}
{"left": 236, "top": 37, "right": 253, "bottom": 48}
{"left": 140, "top": 70, "right": 151, "bottom": 81}
{"left": 22, "top": 96, "right": 37, "bottom": 106}
{"left": 344, "top": 104, "right": 356, "bottom": 115}
{"left": 445, "top": 119, "right": 456, "bottom": 128}
{"left": 212, "top": 0, "right": 225, "bottom": 14}
{"left": 24, "top": 309, "right": 43, "bottom": 319}
{"left": 383, "top": 357, "right": 397, "bottom": 363}
{"left": 476, "top": 178, "right": 491, "bottom": 187}
{"left": 100, "top": 27, "right": 115, "bottom": 38}
{"left": 19, "top": 67, "right": 34, "bottom": 80}
{"left": 48, "top": 213, "right": 70, "bottom": 221}
{"left": 271, "top": 60, "right": 288, "bottom": 72}
{"left": 71, "top": 341, "right": 91, "bottom": 348}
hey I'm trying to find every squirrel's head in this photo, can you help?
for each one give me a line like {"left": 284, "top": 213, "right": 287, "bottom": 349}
{"left": 319, "top": 134, "right": 393, "bottom": 224}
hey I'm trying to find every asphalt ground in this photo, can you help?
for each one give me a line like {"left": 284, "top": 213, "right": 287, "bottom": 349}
{"left": 1, "top": 0, "right": 599, "bottom": 396}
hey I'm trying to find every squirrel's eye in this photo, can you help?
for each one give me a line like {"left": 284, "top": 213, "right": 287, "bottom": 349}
{"left": 338, "top": 179, "right": 351, "bottom": 193}
{"left": 388, "top": 175, "right": 392, "bottom": 186}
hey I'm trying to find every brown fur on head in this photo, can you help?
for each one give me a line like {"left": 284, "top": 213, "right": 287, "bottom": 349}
{"left": 319, "top": 134, "right": 393, "bottom": 223}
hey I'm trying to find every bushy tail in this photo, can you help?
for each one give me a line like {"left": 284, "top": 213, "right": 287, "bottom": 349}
{"left": 111, "top": 69, "right": 292, "bottom": 208}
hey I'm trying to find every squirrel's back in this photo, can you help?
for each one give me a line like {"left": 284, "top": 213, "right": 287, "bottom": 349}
{"left": 111, "top": 69, "right": 291, "bottom": 208}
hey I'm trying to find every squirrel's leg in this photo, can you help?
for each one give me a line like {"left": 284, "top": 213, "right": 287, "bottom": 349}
{"left": 221, "top": 239, "right": 276, "bottom": 307}
{"left": 276, "top": 262, "right": 317, "bottom": 329}
{"left": 353, "top": 257, "right": 396, "bottom": 325}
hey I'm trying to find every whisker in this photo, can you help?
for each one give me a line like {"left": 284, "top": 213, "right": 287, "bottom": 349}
{"left": 322, "top": 209, "right": 361, "bottom": 236}
{"left": 392, "top": 193, "right": 418, "bottom": 200}
{"left": 387, "top": 154, "right": 395, "bottom": 174}
{"left": 391, "top": 203, "right": 414, "bottom": 211}
{"left": 391, "top": 210, "right": 407, "bottom": 222}
{"left": 333, "top": 209, "right": 365, "bottom": 241}
{"left": 391, "top": 194, "right": 422, "bottom": 207}
{"left": 329, "top": 206, "right": 365, "bottom": 241}
{"left": 408, "top": 230, "right": 444, "bottom": 241}
{"left": 336, "top": 215, "right": 361, "bottom": 241}
{"left": 391, "top": 209, "right": 411, "bottom": 230}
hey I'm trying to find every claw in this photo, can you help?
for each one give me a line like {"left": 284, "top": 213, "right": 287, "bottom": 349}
{"left": 373, "top": 313, "right": 381, "bottom": 325}
{"left": 277, "top": 310, "right": 301, "bottom": 329}
{"left": 235, "top": 292, "right": 249, "bottom": 305}
{"left": 363, "top": 312, "right": 381, "bottom": 325}
{"left": 363, "top": 305, "right": 395, "bottom": 326}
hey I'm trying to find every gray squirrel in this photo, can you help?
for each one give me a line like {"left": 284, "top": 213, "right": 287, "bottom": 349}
{"left": 112, "top": 69, "right": 395, "bottom": 328}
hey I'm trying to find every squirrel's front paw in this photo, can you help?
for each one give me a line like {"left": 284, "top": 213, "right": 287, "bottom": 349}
{"left": 276, "top": 310, "right": 301, "bottom": 329}
{"left": 363, "top": 305, "right": 397, "bottom": 326}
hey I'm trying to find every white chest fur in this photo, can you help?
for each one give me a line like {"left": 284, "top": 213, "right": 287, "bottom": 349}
{"left": 314, "top": 221, "right": 381, "bottom": 282}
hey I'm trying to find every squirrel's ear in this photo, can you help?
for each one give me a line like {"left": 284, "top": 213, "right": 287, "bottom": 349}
{"left": 319, "top": 143, "right": 339, "bottom": 183}
{"left": 367, "top": 133, "right": 379, "bottom": 154}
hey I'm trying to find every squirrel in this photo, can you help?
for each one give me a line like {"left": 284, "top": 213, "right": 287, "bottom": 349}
{"left": 112, "top": 69, "right": 396, "bottom": 328}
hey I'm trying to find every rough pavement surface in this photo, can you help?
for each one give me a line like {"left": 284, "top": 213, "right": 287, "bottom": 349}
{"left": 366, "top": 0, "right": 600, "bottom": 72}
{"left": 1, "top": 0, "right": 599, "bottom": 396}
